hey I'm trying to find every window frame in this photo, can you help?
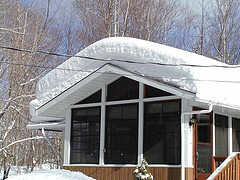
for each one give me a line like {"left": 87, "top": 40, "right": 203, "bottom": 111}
{"left": 69, "top": 77, "right": 181, "bottom": 167}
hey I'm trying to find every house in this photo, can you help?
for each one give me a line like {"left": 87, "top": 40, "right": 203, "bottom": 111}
{"left": 28, "top": 37, "right": 240, "bottom": 180}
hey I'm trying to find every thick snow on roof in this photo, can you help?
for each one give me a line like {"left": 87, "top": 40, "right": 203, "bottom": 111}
{"left": 31, "top": 37, "right": 240, "bottom": 112}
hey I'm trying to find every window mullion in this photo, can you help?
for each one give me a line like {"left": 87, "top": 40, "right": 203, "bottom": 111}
{"left": 228, "top": 116, "right": 232, "bottom": 155}
{"left": 138, "top": 82, "right": 144, "bottom": 165}
{"left": 99, "top": 85, "right": 106, "bottom": 165}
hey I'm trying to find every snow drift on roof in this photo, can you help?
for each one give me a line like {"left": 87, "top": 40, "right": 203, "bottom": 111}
{"left": 31, "top": 37, "right": 240, "bottom": 111}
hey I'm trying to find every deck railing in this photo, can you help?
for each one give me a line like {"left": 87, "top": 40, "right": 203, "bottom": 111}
{"left": 213, "top": 156, "right": 227, "bottom": 170}
{"left": 207, "top": 152, "right": 240, "bottom": 180}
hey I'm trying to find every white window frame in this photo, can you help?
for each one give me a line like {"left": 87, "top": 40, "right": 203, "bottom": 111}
{"left": 66, "top": 80, "right": 181, "bottom": 167}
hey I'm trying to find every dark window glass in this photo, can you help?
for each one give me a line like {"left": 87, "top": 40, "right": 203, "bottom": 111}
{"left": 107, "top": 77, "right": 139, "bottom": 101}
{"left": 144, "top": 100, "right": 181, "bottom": 164}
{"left": 105, "top": 104, "right": 138, "bottom": 164}
{"left": 197, "top": 114, "right": 211, "bottom": 143}
{"left": 144, "top": 85, "right": 173, "bottom": 98}
{"left": 197, "top": 144, "right": 212, "bottom": 173}
{"left": 70, "top": 107, "right": 100, "bottom": 164}
{"left": 215, "top": 114, "right": 228, "bottom": 156}
{"left": 232, "top": 118, "right": 240, "bottom": 152}
{"left": 75, "top": 90, "right": 101, "bottom": 104}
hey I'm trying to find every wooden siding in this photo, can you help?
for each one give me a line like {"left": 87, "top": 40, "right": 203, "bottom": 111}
{"left": 63, "top": 166, "right": 194, "bottom": 180}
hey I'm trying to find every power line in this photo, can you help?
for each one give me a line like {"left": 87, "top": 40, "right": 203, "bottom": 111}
{"left": 1, "top": 60, "right": 240, "bottom": 84}
{"left": 1, "top": 45, "right": 240, "bottom": 84}
{"left": 0, "top": 44, "right": 240, "bottom": 68}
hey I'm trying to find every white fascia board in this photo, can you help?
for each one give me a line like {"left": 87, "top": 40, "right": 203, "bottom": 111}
{"left": 36, "top": 66, "right": 109, "bottom": 116}
{"left": 106, "top": 65, "right": 195, "bottom": 99}
{"left": 36, "top": 64, "right": 195, "bottom": 116}
{"left": 31, "top": 115, "right": 65, "bottom": 123}
{"left": 27, "top": 122, "right": 65, "bottom": 131}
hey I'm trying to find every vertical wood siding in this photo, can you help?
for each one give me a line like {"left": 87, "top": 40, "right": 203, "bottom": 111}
{"left": 63, "top": 166, "right": 194, "bottom": 180}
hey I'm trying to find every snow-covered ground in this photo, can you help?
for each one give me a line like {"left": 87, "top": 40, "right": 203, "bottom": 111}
{"left": 8, "top": 169, "right": 96, "bottom": 180}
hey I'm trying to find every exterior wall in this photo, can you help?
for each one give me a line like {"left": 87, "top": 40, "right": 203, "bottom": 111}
{"left": 63, "top": 166, "right": 194, "bottom": 180}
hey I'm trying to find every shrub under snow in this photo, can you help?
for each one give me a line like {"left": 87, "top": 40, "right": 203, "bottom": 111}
{"left": 133, "top": 159, "right": 153, "bottom": 180}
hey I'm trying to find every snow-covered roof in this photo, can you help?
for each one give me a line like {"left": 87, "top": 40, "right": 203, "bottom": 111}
{"left": 30, "top": 37, "right": 240, "bottom": 118}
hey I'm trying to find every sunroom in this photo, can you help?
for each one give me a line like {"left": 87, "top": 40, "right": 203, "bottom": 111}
{"left": 28, "top": 37, "right": 240, "bottom": 180}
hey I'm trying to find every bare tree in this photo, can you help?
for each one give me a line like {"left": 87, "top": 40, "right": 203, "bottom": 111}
{"left": 205, "top": 0, "right": 240, "bottom": 64}
{"left": 0, "top": 0, "right": 63, "bottom": 177}
{"left": 71, "top": 0, "right": 189, "bottom": 48}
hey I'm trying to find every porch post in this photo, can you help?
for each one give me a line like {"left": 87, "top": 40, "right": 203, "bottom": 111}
{"left": 181, "top": 99, "right": 195, "bottom": 180}
{"left": 99, "top": 85, "right": 106, "bottom": 165}
{"left": 213, "top": 113, "right": 215, "bottom": 156}
{"left": 181, "top": 112, "right": 185, "bottom": 180}
{"left": 228, "top": 116, "right": 232, "bottom": 155}
{"left": 64, "top": 108, "right": 71, "bottom": 165}
{"left": 138, "top": 82, "right": 144, "bottom": 165}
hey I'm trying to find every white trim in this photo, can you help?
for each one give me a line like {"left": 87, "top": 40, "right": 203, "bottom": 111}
{"left": 70, "top": 96, "right": 180, "bottom": 109}
{"left": 63, "top": 164, "right": 182, "bottom": 168}
{"left": 143, "top": 95, "right": 180, "bottom": 102}
{"left": 213, "top": 113, "right": 216, "bottom": 157}
{"left": 37, "top": 67, "right": 107, "bottom": 116}
{"left": 99, "top": 85, "right": 106, "bottom": 165}
{"left": 64, "top": 108, "right": 71, "bottom": 165}
{"left": 70, "top": 103, "right": 102, "bottom": 109}
{"left": 181, "top": 100, "right": 185, "bottom": 180}
{"left": 228, "top": 116, "right": 232, "bottom": 155}
{"left": 138, "top": 82, "right": 144, "bottom": 165}
{"left": 106, "top": 99, "right": 139, "bottom": 105}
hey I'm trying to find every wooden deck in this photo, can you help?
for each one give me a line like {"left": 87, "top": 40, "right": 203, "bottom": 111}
{"left": 63, "top": 166, "right": 194, "bottom": 180}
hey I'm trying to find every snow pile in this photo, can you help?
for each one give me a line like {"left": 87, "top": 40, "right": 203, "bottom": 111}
{"left": 8, "top": 169, "right": 95, "bottom": 180}
{"left": 30, "top": 37, "right": 240, "bottom": 113}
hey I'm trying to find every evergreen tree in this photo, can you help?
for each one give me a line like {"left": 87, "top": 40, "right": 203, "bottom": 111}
{"left": 133, "top": 159, "right": 153, "bottom": 180}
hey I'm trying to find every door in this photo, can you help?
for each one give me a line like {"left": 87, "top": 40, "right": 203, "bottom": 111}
{"left": 194, "top": 113, "right": 213, "bottom": 180}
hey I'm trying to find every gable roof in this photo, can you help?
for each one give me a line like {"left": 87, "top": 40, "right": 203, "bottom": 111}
{"left": 30, "top": 37, "right": 240, "bottom": 118}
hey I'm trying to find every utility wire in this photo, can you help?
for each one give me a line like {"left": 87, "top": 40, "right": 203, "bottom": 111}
{"left": 0, "top": 44, "right": 240, "bottom": 68}
{"left": 1, "top": 45, "right": 240, "bottom": 84}
{"left": 1, "top": 61, "right": 240, "bottom": 84}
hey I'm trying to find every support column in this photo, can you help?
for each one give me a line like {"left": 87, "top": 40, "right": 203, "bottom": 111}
{"left": 228, "top": 116, "right": 232, "bottom": 155}
{"left": 64, "top": 108, "right": 71, "bottom": 165}
{"left": 138, "top": 82, "right": 144, "bottom": 165}
{"left": 99, "top": 85, "right": 106, "bottom": 165}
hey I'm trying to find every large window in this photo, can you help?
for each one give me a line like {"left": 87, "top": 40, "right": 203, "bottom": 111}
{"left": 105, "top": 104, "right": 138, "bottom": 164}
{"left": 70, "top": 107, "right": 100, "bottom": 164}
{"left": 232, "top": 118, "right": 240, "bottom": 152}
{"left": 70, "top": 77, "right": 182, "bottom": 166}
{"left": 143, "top": 100, "right": 181, "bottom": 164}
{"left": 107, "top": 77, "right": 139, "bottom": 101}
{"left": 215, "top": 114, "right": 228, "bottom": 156}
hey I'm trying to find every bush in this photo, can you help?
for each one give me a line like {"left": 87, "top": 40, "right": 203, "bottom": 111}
{"left": 133, "top": 159, "right": 153, "bottom": 180}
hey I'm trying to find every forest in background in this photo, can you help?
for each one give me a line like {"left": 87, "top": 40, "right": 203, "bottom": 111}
{"left": 0, "top": 0, "right": 239, "bottom": 178}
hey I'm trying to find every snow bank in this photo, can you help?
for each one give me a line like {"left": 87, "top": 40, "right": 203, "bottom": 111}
{"left": 8, "top": 169, "right": 95, "bottom": 180}
{"left": 30, "top": 37, "right": 240, "bottom": 113}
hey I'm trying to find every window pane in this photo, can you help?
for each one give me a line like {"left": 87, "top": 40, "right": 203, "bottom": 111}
{"left": 144, "top": 100, "right": 181, "bottom": 164}
{"left": 70, "top": 107, "right": 100, "bottom": 164}
{"left": 232, "top": 118, "right": 240, "bottom": 152}
{"left": 197, "top": 144, "right": 212, "bottom": 173}
{"left": 215, "top": 114, "right": 228, "bottom": 156}
{"left": 144, "top": 85, "right": 173, "bottom": 98}
{"left": 107, "top": 77, "right": 139, "bottom": 101}
{"left": 197, "top": 114, "right": 211, "bottom": 143}
{"left": 105, "top": 104, "right": 138, "bottom": 164}
{"left": 75, "top": 90, "right": 101, "bottom": 104}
